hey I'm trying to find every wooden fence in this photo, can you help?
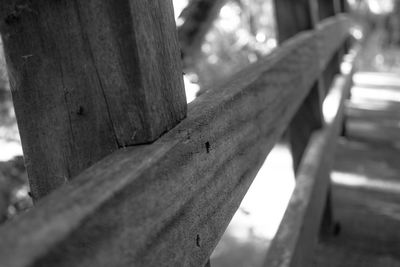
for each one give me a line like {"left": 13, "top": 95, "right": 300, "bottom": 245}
{"left": 0, "top": 0, "right": 357, "bottom": 266}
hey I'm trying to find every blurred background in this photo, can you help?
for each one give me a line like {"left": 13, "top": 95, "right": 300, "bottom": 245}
{"left": 0, "top": 0, "right": 399, "bottom": 266}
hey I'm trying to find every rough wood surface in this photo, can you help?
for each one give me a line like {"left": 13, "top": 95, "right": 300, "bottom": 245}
{"left": 263, "top": 45, "right": 356, "bottom": 267}
{"left": 0, "top": 17, "right": 351, "bottom": 267}
{"left": 0, "top": 0, "right": 186, "bottom": 199}
{"left": 274, "top": 0, "right": 323, "bottom": 172}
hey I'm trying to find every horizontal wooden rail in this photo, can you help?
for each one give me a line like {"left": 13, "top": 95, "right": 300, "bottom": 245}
{"left": 263, "top": 43, "right": 361, "bottom": 267}
{"left": 0, "top": 16, "right": 351, "bottom": 267}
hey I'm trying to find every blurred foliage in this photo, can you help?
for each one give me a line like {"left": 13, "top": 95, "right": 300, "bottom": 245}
{"left": 0, "top": 39, "right": 32, "bottom": 224}
{"left": 179, "top": 0, "right": 277, "bottom": 96}
{"left": 0, "top": 156, "right": 31, "bottom": 223}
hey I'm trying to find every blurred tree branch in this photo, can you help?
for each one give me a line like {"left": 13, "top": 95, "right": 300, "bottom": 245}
{"left": 178, "top": 0, "right": 227, "bottom": 67}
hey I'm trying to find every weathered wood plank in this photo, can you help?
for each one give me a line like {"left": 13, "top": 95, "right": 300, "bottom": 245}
{"left": 274, "top": 0, "right": 324, "bottom": 172}
{"left": 0, "top": 16, "right": 351, "bottom": 267}
{"left": 263, "top": 43, "right": 359, "bottom": 267}
{"left": 0, "top": 0, "right": 187, "bottom": 199}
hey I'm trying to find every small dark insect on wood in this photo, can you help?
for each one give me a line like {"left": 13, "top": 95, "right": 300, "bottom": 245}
{"left": 205, "top": 142, "right": 210, "bottom": 153}
{"left": 77, "top": 106, "right": 84, "bottom": 116}
{"left": 196, "top": 234, "right": 201, "bottom": 247}
{"left": 333, "top": 222, "right": 341, "bottom": 236}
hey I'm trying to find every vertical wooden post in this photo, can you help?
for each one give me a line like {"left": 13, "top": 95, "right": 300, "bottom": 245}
{"left": 275, "top": 0, "right": 341, "bottom": 237}
{"left": 337, "top": 0, "right": 350, "bottom": 13}
{"left": 318, "top": 0, "right": 346, "bottom": 235}
{"left": 318, "top": 0, "right": 336, "bottom": 20}
{"left": 274, "top": 0, "right": 323, "bottom": 172}
{"left": 0, "top": 0, "right": 187, "bottom": 200}
{"left": 319, "top": 0, "right": 343, "bottom": 95}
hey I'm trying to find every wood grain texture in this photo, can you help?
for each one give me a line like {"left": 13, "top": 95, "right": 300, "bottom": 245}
{"left": 0, "top": 0, "right": 186, "bottom": 199}
{"left": 0, "top": 17, "right": 351, "bottom": 267}
{"left": 274, "top": 0, "right": 323, "bottom": 172}
{"left": 263, "top": 44, "right": 358, "bottom": 267}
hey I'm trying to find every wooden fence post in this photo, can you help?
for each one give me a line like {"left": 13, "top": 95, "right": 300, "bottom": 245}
{"left": 274, "top": 0, "right": 324, "bottom": 172}
{"left": 318, "top": 0, "right": 336, "bottom": 20}
{"left": 337, "top": 0, "right": 350, "bottom": 13}
{"left": 0, "top": 0, "right": 187, "bottom": 200}
{"left": 275, "top": 0, "right": 344, "bottom": 237}
{"left": 319, "top": 0, "right": 343, "bottom": 95}
{"left": 317, "top": 0, "right": 348, "bottom": 235}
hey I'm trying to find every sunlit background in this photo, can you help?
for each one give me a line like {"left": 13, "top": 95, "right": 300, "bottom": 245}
{"left": 0, "top": 0, "right": 399, "bottom": 266}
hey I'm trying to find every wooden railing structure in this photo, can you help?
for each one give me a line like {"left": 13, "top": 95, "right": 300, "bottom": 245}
{"left": 0, "top": 0, "right": 359, "bottom": 266}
